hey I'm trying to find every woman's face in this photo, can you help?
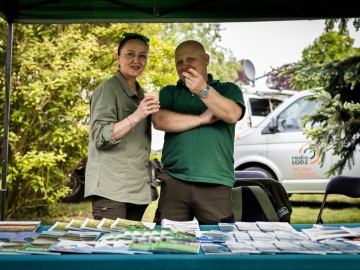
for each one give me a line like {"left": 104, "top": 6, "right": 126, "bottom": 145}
{"left": 117, "top": 39, "right": 149, "bottom": 80}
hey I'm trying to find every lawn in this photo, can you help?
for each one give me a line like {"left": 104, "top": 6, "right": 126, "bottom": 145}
{"left": 15, "top": 194, "right": 360, "bottom": 226}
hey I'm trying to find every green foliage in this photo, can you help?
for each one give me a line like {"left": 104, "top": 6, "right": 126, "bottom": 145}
{"left": 284, "top": 27, "right": 360, "bottom": 176}
{"left": 325, "top": 18, "right": 360, "bottom": 33}
{"left": 0, "top": 21, "right": 238, "bottom": 219}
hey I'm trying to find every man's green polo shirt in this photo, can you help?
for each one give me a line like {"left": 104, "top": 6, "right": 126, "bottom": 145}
{"left": 160, "top": 74, "right": 246, "bottom": 187}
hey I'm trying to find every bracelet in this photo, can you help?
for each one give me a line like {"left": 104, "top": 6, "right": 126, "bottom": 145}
{"left": 126, "top": 116, "right": 134, "bottom": 133}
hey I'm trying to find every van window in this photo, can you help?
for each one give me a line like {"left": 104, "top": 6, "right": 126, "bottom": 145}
{"left": 277, "top": 96, "right": 318, "bottom": 132}
{"left": 249, "top": 98, "right": 271, "bottom": 116}
{"left": 270, "top": 99, "right": 283, "bottom": 110}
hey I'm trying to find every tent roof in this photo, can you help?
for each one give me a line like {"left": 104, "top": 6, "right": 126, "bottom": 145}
{"left": 1, "top": 0, "right": 359, "bottom": 24}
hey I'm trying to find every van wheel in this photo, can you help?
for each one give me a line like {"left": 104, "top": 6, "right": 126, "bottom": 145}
{"left": 242, "top": 167, "right": 276, "bottom": 180}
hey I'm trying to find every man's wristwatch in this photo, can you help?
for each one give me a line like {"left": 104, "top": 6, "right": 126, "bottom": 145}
{"left": 199, "top": 85, "right": 210, "bottom": 98}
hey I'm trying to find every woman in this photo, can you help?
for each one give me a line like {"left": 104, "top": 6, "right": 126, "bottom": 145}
{"left": 84, "top": 33, "right": 160, "bottom": 221}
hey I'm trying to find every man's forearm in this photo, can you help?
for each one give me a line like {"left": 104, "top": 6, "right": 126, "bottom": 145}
{"left": 152, "top": 109, "right": 204, "bottom": 132}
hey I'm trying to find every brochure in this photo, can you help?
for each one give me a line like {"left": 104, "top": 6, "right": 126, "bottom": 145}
{"left": 48, "top": 221, "right": 69, "bottom": 232}
{"left": 81, "top": 218, "right": 103, "bottom": 231}
{"left": 127, "top": 238, "right": 154, "bottom": 254}
{"left": 16, "top": 244, "right": 61, "bottom": 255}
{"left": 152, "top": 239, "right": 201, "bottom": 254}
{"left": 201, "top": 242, "right": 232, "bottom": 255}
{"left": 161, "top": 228, "right": 197, "bottom": 241}
{"left": 232, "top": 231, "right": 252, "bottom": 242}
{"left": 31, "top": 231, "right": 65, "bottom": 246}
{"left": 111, "top": 218, "right": 156, "bottom": 231}
{"left": 161, "top": 219, "right": 200, "bottom": 235}
{"left": 301, "top": 225, "right": 357, "bottom": 241}
{"left": 66, "top": 219, "right": 86, "bottom": 231}
{"left": 0, "top": 221, "right": 41, "bottom": 232}
{"left": 256, "top": 221, "right": 295, "bottom": 232}
{"left": 235, "top": 222, "right": 260, "bottom": 231}
{"left": 59, "top": 230, "right": 101, "bottom": 242}
{"left": 49, "top": 240, "right": 93, "bottom": 254}
{"left": 195, "top": 230, "right": 232, "bottom": 243}
{"left": 91, "top": 242, "right": 135, "bottom": 254}
{"left": 0, "top": 242, "right": 29, "bottom": 255}
{"left": 218, "top": 223, "right": 237, "bottom": 232}
{"left": 97, "top": 218, "right": 118, "bottom": 232}
{"left": 226, "top": 242, "right": 261, "bottom": 254}
{"left": 0, "top": 231, "right": 39, "bottom": 243}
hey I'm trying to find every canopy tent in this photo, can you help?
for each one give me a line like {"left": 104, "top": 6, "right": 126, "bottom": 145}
{"left": 0, "top": 0, "right": 359, "bottom": 220}
{"left": 1, "top": 0, "right": 360, "bottom": 23}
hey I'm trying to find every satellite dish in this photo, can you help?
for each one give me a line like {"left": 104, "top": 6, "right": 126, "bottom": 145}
{"left": 242, "top": 59, "right": 256, "bottom": 85}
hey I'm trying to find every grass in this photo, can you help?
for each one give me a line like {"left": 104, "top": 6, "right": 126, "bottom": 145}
{"left": 16, "top": 194, "right": 360, "bottom": 226}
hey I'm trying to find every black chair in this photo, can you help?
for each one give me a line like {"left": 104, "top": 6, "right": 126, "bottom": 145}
{"left": 232, "top": 185, "right": 279, "bottom": 222}
{"left": 233, "top": 178, "right": 292, "bottom": 222}
{"left": 316, "top": 176, "right": 360, "bottom": 224}
{"left": 234, "top": 170, "right": 267, "bottom": 179}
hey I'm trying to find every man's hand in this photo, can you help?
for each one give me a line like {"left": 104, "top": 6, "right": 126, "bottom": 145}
{"left": 182, "top": 68, "right": 207, "bottom": 95}
{"left": 200, "top": 109, "right": 218, "bottom": 125}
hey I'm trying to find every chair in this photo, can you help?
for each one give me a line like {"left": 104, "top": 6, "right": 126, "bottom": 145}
{"left": 232, "top": 185, "right": 279, "bottom": 222}
{"left": 233, "top": 178, "right": 292, "bottom": 222}
{"left": 316, "top": 176, "right": 360, "bottom": 224}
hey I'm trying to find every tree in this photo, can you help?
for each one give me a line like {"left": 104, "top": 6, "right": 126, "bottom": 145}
{"left": 284, "top": 20, "right": 360, "bottom": 176}
{"left": 265, "top": 63, "right": 295, "bottom": 90}
{"left": 0, "top": 21, "right": 239, "bottom": 219}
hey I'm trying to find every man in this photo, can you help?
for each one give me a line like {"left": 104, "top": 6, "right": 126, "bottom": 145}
{"left": 152, "top": 40, "right": 246, "bottom": 224}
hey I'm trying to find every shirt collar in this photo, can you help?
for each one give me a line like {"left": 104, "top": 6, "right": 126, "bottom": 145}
{"left": 115, "top": 71, "right": 144, "bottom": 98}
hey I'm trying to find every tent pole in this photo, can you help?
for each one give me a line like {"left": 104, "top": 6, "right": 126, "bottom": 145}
{"left": 1, "top": 22, "right": 13, "bottom": 221}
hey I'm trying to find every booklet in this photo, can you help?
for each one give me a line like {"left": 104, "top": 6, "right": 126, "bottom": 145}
{"left": 161, "top": 228, "right": 197, "bottom": 241}
{"left": 0, "top": 242, "right": 29, "bottom": 255}
{"left": 301, "top": 225, "right": 357, "bottom": 241}
{"left": 16, "top": 243, "right": 61, "bottom": 255}
{"left": 340, "top": 226, "right": 360, "bottom": 237}
{"left": 91, "top": 242, "right": 135, "bottom": 254}
{"left": 256, "top": 221, "right": 295, "bottom": 232}
{"left": 31, "top": 231, "right": 65, "bottom": 246}
{"left": 66, "top": 219, "right": 86, "bottom": 231}
{"left": 195, "top": 230, "right": 232, "bottom": 243}
{"left": 201, "top": 242, "right": 232, "bottom": 255}
{"left": 48, "top": 221, "right": 69, "bottom": 232}
{"left": 152, "top": 238, "right": 201, "bottom": 254}
{"left": 232, "top": 231, "right": 252, "bottom": 242}
{"left": 0, "top": 231, "right": 39, "bottom": 243}
{"left": 49, "top": 240, "right": 93, "bottom": 254}
{"left": 218, "top": 223, "right": 237, "bottom": 232}
{"left": 111, "top": 218, "right": 156, "bottom": 231}
{"left": 127, "top": 238, "right": 154, "bottom": 254}
{"left": 161, "top": 219, "right": 200, "bottom": 236}
{"left": 226, "top": 242, "right": 261, "bottom": 254}
{"left": 273, "top": 240, "right": 323, "bottom": 254}
{"left": 80, "top": 218, "right": 103, "bottom": 231}
{"left": 0, "top": 221, "right": 41, "bottom": 232}
{"left": 59, "top": 230, "right": 101, "bottom": 242}
{"left": 235, "top": 222, "right": 260, "bottom": 231}
{"left": 97, "top": 218, "right": 118, "bottom": 232}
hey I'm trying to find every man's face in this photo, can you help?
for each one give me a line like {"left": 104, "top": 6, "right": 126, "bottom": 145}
{"left": 175, "top": 44, "right": 209, "bottom": 83}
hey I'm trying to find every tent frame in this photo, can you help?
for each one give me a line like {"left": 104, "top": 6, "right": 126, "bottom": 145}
{"left": 1, "top": 0, "right": 359, "bottom": 220}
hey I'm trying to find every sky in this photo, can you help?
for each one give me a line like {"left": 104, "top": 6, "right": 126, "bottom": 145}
{"left": 219, "top": 19, "right": 360, "bottom": 87}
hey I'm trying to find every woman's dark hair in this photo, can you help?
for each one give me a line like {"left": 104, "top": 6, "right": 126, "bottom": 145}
{"left": 117, "top": 33, "right": 149, "bottom": 55}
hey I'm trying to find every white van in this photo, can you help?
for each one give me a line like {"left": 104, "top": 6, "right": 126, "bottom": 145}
{"left": 151, "top": 86, "right": 295, "bottom": 152}
{"left": 233, "top": 90, "right": 360, "bottom": 195}
{"left": 235, "top": 86, "right": 296, "bottom": 140}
